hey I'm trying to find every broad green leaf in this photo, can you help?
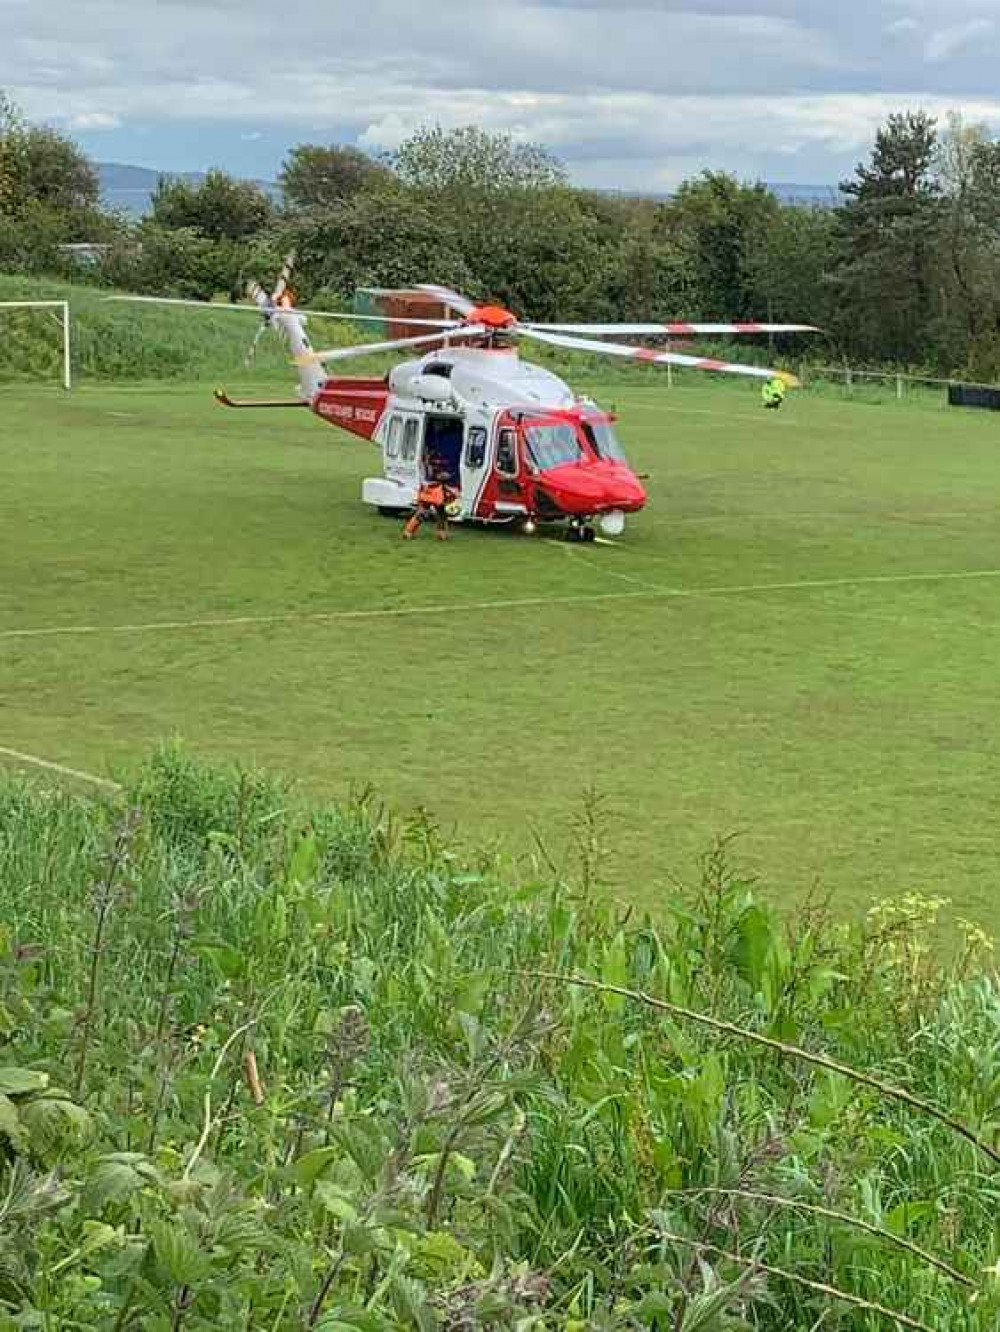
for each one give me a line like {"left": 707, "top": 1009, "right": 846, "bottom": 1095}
{"left": 84, "top": 1159, "right": 146, "bottom": 1213}
{"left": 287, "top": 830, "right": 320, "bottom": 885}
{"left": 885, "top": 1200, "right": 934, "bottom": 1235}
{"left": 150, "top": 1219, "right": 212, "bottom": 1285}
{"left": 600, "top": 933, "right": 629, "bottom": 1013}
{"left": 0, "top": 1093, "right": 26, "bottom": 1152}
{"left": 79, "top": 1220, "right": 121, "bottom": 1259}
{"left": 315, "top": 1180, "right": 360, "bottom": 1226}
{"left": 20, "top": 1096, "right": 94, "bottom": 1154}
{"left": 0, "top": 1069, "right": 49, "bottom": 1097}
{"left": 315, "top": 1307, "right": 390, "bottom": 1332}
{"left": 191, "top": 938, "right": 245, "bottom": 980}
{"left": 292, "top": 1146, "right": 340, "bottom": 1189}
{"left": 342, "top": 1222, "right": 380, "bottom": 1256}
{"left": 730, "top": 904, "right": 774, "bottom": 994}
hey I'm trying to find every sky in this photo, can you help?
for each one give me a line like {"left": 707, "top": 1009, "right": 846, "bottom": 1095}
{"left": 4, "top": 0, "right": 1000, "bottom": 190}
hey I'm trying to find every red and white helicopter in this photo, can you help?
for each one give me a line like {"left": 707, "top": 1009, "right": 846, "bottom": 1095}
{"left": 116, "top": 257, "right": 816, "bottom": 541}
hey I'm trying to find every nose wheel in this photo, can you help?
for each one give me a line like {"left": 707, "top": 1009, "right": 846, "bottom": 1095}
{"left": 567, "top": 520, "right": 597, "bottom": 543}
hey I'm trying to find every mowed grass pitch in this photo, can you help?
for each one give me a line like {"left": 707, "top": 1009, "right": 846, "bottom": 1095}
{"left": 3, "top": 375, "right": 1000, "bottom": 921}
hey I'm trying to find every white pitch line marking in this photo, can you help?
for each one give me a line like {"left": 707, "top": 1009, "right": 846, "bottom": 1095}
{"left": 651, "top": 509, "right": 999, "bottom": 525}
{"left": 547, "top": 539, "right": 673, "bottom": 594}
{"left": 0, "top": 746, "right": 121, "bottom": 791}
{"left": 4, "top": 566, "right": 1000, "bottom": 645}
{"left": 0, "top": 591, "right": 653, "bottom": 642}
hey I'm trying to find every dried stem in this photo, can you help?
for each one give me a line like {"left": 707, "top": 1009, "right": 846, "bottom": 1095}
{"left": 522, "top": 971, "right": 1000, "bottom": 1170}
{"left": 74, "top": 809, "right": 138, "bottom": 1098}
{"left": 654, "top": 1228, "right": 936, "bottom": 1332}
{"left": 182, "top": 1020, "right": 256, "bottom": 1182}
{"left": 671, "top": 1187, "right": 973, "bottom": 1288}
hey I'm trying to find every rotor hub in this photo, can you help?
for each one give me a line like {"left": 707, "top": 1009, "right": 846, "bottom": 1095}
{"left": 467, "top": 304, "right": 517, "bottom": 330}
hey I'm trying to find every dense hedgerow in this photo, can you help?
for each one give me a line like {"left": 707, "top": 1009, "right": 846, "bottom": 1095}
{"left": 1, "top": 747, "right": 998, "bottom": 1329}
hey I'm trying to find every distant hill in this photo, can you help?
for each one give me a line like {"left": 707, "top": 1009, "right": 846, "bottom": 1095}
{"left": 98, "top": 161, "right": 841, "bottom": 217}
{"left": 97, "top": 162, "right": 280, "bottom": 217}
{"left": 596, "top": 181, "right": 840, "bottom": 208}
{"left": 768, "top": 182, "right": 841, "bottom": 208}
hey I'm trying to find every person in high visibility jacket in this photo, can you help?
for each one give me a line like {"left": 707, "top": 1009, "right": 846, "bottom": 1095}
{"left": 402, "top": 457, "right": 460, "bottom": 540}
{"left": 762, "top": 376, "right": 787, "bottom": 410}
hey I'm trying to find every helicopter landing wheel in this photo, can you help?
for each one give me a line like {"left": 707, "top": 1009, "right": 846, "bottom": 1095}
{"left": 568, "top": 522, "right": 597, "bottom": 543}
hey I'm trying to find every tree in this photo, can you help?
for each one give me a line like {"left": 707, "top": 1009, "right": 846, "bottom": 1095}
{"left": 279, "top": 143, "right": 391, "bottom": 210}
{"left": 670, "top": 172, "right": 782, "bottom": 317}
{"left": 832, "top": 111, "right": 941, "bottom": 363}
{"left": 928, "top": 114, "right": 1000, "bottom": 370}
{"left": 457, "top": 188, "right": 606, "bottom": 319}
{"left": 391, "top": 125, "right": 567, "bottom": 194}
{"left": 0, "top": 92, "right": 23, "bottom": 216}
{"left": 284, "top": 187, "right": 475, "bottom": 300}
{"left": 0, "top": 91, "right": 99, "bottom": 220}
{"left": 742, "top": 204, "right": 837, "bottom": 329}
{"left": 150, "top": 169, "right": 273, "bottom": 242}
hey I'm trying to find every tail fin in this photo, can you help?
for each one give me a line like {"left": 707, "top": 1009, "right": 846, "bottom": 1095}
{"left": 248, "top": 254, "right": 325, "bottom": 403}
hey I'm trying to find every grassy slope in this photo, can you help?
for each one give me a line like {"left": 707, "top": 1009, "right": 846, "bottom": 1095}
{"left": 3, "top": 364, "right": 1000, "bottom": 924}
{"left": 0, "top": 753, "right": 997, "bottom": 1328}
{"left": 0, "top": 272, "right": 807, "bottom": 389}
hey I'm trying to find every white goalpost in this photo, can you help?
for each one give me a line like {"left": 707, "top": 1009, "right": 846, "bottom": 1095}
{"left": 0, "top": 300, "right": 72, "bottom": 389}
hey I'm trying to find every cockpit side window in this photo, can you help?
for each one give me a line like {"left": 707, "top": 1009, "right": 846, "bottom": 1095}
{"left": 525, "top": 423, "right": 582, "bottom": 471}
{"left": 583, "top": 419, "right": 628, "bottom": 463}
{"left": 466, "top": 426, "right": 487, "bottom": 469}
{"left": 497, "top": 427, "right": 518, "bottom": 476}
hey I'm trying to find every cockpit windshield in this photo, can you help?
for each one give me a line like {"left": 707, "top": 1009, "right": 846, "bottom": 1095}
{"left": 583, "top": 418, "right": 629, "bottom": 464}
{"left": 525, "top": 422, "right": 583, "bottom": 471}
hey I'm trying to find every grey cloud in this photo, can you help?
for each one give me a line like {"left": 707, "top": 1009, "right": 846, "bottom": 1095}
{"left": 5, "top": 0, "right": 1000, "bottom": 186}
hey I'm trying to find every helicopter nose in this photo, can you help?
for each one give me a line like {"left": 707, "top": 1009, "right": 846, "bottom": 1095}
{"left": 539, "top": 461, "right": 646, "bottom": 515}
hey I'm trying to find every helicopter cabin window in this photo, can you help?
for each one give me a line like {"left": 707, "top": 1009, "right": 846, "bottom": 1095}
{"left": 496, "top": 427, "right": 518, "bottom": 476}
{"left": 525, "top": 423, "right": 582, "bottom": 471}
{"left": 465, "top": 426, "right": 487, "bottom": 469}
{"left": 401, "top": 418, "right": 420, "bottom": 463}
{"left": 424, "top": 362, "right": 453, "bottom": 379}
{"left": 386, "top": 415, "right": 403, "bottom": 458}
{"left": 583, "top": 419, "right": 628, "bottom": 464}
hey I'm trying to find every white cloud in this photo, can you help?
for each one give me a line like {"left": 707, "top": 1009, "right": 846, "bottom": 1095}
{"left": 4, "top": 0, "right": 1000, "bottom": 186}
{"left": 68, "top": 111, "right": 120, "bottom": 130}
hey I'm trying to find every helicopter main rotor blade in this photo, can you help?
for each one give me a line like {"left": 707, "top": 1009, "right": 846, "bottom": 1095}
{"left": 298, "top": 324, "right": 487, "bottom": 365}
{"left": 413, "top": 283, "right": 477, "bottom": 316}
{"left": 523, "top": 321, "right": 821, "bottom": 336}
{"left": 519, "top": 327, "right": 799, "bottom": 385}
{"left": 104, "top": 295, "right": 463, "bottom": 328}
{"left": 272, "top": 251, "right": 296, "bottom": 303}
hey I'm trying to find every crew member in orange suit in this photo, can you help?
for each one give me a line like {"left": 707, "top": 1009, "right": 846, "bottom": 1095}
{"left": 402, "top": 454, "right": 460, "bottom": 541}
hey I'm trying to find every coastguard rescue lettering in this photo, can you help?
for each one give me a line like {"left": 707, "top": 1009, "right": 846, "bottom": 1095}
{"left": 319, "top": 402, "right": 379, "bottom": 425}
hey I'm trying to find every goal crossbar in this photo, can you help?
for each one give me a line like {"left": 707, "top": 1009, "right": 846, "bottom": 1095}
{"left": 0, "top": 300, "right": 72, "bottom": 389}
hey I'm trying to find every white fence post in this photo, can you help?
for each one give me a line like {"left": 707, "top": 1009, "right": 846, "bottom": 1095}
{"left": 61, "top": 301, "right": 72, "bottom": 391}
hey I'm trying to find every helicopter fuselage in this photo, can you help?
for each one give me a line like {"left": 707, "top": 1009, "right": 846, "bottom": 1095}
{"left": 311, "top": 344, "right": 647, "bottom": 536}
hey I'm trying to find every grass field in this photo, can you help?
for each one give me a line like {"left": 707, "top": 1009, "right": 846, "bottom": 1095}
{"left": 4, "top": 370, "right": 1000, "bottom": 922}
